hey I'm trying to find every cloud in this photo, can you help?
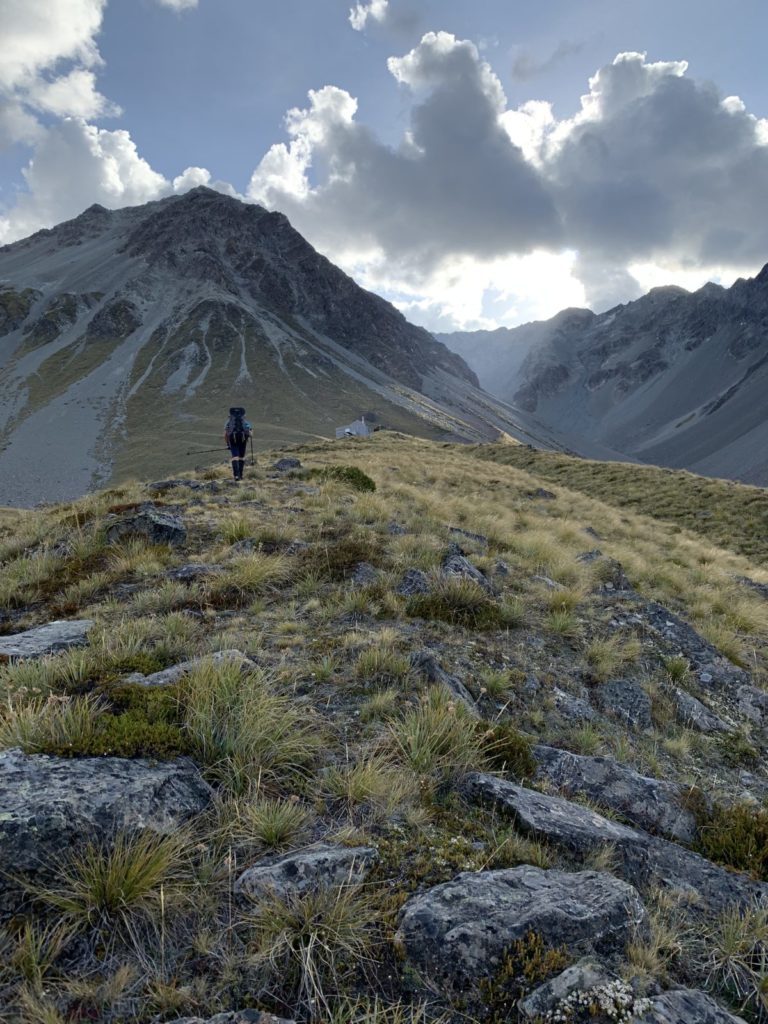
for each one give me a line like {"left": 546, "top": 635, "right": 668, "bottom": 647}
{"left": 153, "top": 0, "right": 198, "bottom": 9}
{"left": 511, "top": 40, "right": 584, "bottom": 81}
{"left": 349, "top": 0, "right": 388, "bottom": 32}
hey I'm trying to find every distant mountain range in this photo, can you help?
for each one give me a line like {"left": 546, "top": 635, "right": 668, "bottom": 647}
{"left": 440, "top": 271, "right": 768, "bottom": 486}
{"left": 0, "top": 187, "right": 551, "bottom": 506}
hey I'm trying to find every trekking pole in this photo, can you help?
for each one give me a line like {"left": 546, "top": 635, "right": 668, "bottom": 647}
{"left": 183, "top": 447, "right": 231, "bottom": 456}
{"left": 250, "top": 435, "right": 255, "bottom": 466}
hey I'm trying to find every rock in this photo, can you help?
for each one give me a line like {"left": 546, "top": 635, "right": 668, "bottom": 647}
{"left": 732, "top": 575, "right": 768, "bottom": 601}
{"left": 576, "top": 549, "right": 603, "bottom": 563}
{"left": 0, "top": 619, "right": 94, "bottom": 663}
{"left": 530, "top": 487, "right": 556, "bottom": 500}
{"left": 387, "top": 521, "right": 407, "bottom": 535}
{"left": 553, "top": 688, "right": 597, "bottom": 722}
{"left": 738, "top": 684, "right": 768, "bottom": 725}
{"left": 595, "top": 678, "right": 652, "bottom": 730}
{"left": 125, "top": 649, "right": 253, "bottom": 687}
{"left": 448, "top": 526, "right": 489, "bottom": 548}
{"left": 636, "top": 988, "right": 748, "bottom": 1023}
{"left": 106, "top": 506, "right": 186, "bottom": 547}
{"left": 673, "top": 688, "right": 733, "bottom": 733}
{"left": 409, "top": 651, "right": 479, "bottom": 716}
{"left": 396, "top": 568, "right": 431, "bottom": 596}
{"left": 150, "top": 479, "right": 217, "bottom": 494}
{"left": 494, "top": 560, "right": 510, "bottom": 577}
{"left": 598, "top": 559, "right": 633, "bottom": 592}
{"left": 0, "top": 748, "right": 211, "bottom": 916}
{"left": 533, "top": 745, "right": 698, "bottom": 843}
{"left": 169, "top": 1014, "right": 294, "bottom": 1024}
{"left": 167, "top": 563, "right": 223, "bottom": 582}
{"left": 634, "top": 601, "right": 749, "bottom": 691}
{"left": 272, "top": 458, "right": 302, "bottom": 472}
{"left": 584, "top": 526, "right": 602, "bottom": 539}
{"left": 464, "top": 774, "right": 767, "bottom": 913}
{"left": 395, "top": 866, "right": 646, "bottom": 993}
{"left": 442, "top": 551, "right": 494, "bottom": 593}
{"left": 518, "top": 959, "right": 618, "bottom": 1020}
{"left": 533, "top": 575, "right": 565, "bottom": 590}
{"left": 235, "top": 844, "right": 378, "bottom": 902}
{"left": 351, "top": 562, "right": 379, "bottom": 587}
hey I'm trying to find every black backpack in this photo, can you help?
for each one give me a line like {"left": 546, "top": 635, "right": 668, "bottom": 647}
{"left": 228, "top": 407, "right": 247, "bottom": 445}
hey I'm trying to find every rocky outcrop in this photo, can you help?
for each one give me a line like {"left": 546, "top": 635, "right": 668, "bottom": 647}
{"left": 234, "top": 844, "right": 378, "bottom": 902}
{"left": 533, "top": 746, "right": 698, "bottom": 843}
{"left": 519, "top": 960, "right": 650, "bottom": 1021}
{"left": 396, "top": 568, "right": 431, "bottom": 596}
{"left": 594, "top": 678, "right": 652, "bottom": 730}
{"left": 441, "top": 549, "right": 494, "bottom": 593}
{"left": 106, "top": 506, "right": 187, "bottom": 547}
{"left": 0, "top": 619, "right": 93, "bottom": 662}
{"left": 0, "top": 749, "right": 212, "bottom": 916}
{"left": 464, "top": 774, "right": 766, "bottom": 912}
{"left": 673, "top": 687, "right": 733, "bottom": 733}
{"left": 395, "top": 866, "right": 646, "bottom": 993}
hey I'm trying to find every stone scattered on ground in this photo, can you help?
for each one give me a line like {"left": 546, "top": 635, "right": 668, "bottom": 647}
{"left": 533, "top": 745, "right": 699, "bottom": 843}
{"left": 441, "top": 549, "right": 494, "bottom": 593}
{"left": 396, "top": 568, "right": 431, "bottom": 596}
{"left": 234, "top": 844, "right": 378, "bottom": 902}
{"left": 635, "top": 988, "right": 748, "bottom": 1023}
{"left": 123, "top": 649, "right": 253, "bottom": 687}
{"left": 672, "top": 687, "right": 733, "bottom": 733}
{"left": 576, "top": 548, "right": 603, "bottom": 563}
{"left": 106, "top": 506, "right": 187, "bottom": 547}
{"left": 553, "top": 687, "right": 597, "bottom": 722}
{"left": 272, "top": 458, "right": 302, "bottom": 472}
{"left": 166, "top": 563, "right": 223, "bottom": 582}
{"left": 409, "top": 650, "right": 479, "bottom": 715}
{"left": 351, "top": 561, "right": 379, "bottom": 587}
{"left": 170, "top": 1014, "right": 295, "bottom": 1024}
{"left": 518, "top": 959, "right": 622, "bottom": 1020}
{"left": 530, "top": 487, "right": 556, "bottom": 500}
{"left": 597, "top": 558, "right": 634, "bottom": 592}
{"left": 395, "top": 866, "right": 646, "bottom": 993}
{"left": 533, "top": 574, "right": 565, "bottom": 591}
{"left": 0, "top": 748, "right": 211, "bottom": 916}
{"left": 464, "top": 773, "right": 767, "bottom": 912}
{"left": 594, "top": 678, "right": 652, "bottom": 730}
{"left": 732, "top": 575, "right": 768, "bottom": 601}
{"left": 448, "top": 526, "right": 489, "bottom": 548}
{"left": 0, "top": 619, "right": 94, "bottom": 663}
{"left": 387, "top": 521, "right": 407, "bottom": 535}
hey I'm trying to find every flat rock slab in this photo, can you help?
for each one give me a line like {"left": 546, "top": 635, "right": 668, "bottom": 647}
{"left": 106, "top": 507, "right": 186, "bottom": 547}
{"left": 636, "top": 989, "right": 748, "bottom": 1023}
{"left": 0, "top": 619, "right": 93, "bottom": 662}
{"left": 0, "top": 748, "right": 211, "bottom": 917}
{"left": 464, "top": 773, "right": 767, "bottom": 914}
{"left": 533, "top": 745, "right": 698, "bottom": 844}
{"left": 235, "top": 844, "right": 378, "bottom": 902}
{"left": 673, "top": 688, "right": 733, "bottom": 733}
{"left": 553, "top": 687, "right": 597, "bottom": 722}
{"left": 395, "top": 866, "right": 646, "bottom": 993}
{"left": 124, "top": 649, "right": 253, "bottom": 687}
{"left": 519, "top": 959, "right": 617, "bottom": 1020}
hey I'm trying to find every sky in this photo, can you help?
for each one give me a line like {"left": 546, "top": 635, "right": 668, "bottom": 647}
{"left": 1, "top": 0, "right": 767, "bottom": 332}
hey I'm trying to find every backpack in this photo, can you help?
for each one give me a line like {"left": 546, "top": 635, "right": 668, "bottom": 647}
{"left": 228, "top": 407, "right": 247, "bottom": 445}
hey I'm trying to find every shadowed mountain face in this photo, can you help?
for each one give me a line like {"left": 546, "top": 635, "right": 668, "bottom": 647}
{"left": 441, "top": 273, "right": 768, "bottom": 485}
{"left": 0, "top": 187, "right": 547, "bottom": 506}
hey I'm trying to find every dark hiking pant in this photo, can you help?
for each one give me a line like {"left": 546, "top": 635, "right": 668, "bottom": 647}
{"left": 229, "top": 440, "right": 247, "bottom": 479}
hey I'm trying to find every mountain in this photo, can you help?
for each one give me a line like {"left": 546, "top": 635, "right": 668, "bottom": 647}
{"left": 0, "top": 187, "right": 545, "bottom": 506}
{"left": 434, "top": 324, "right": 543, "bottom": 397}
{"left": 441, "top": 273, "right": 768, "bottom": 486}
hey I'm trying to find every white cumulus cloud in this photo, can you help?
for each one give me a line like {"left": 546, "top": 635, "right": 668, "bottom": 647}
{"left": 349, "top": 0, "right": 388, "bottom": 32}
{"left": 153, "top": 0, "right": 199, "bottom": 9}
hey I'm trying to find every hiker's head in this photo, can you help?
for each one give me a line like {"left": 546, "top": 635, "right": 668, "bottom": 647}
{"left": 229, "top": 407, "right": 245, "bottom": 416}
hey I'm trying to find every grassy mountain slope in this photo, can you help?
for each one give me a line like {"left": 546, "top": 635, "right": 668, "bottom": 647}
{"left": 1, "top": 435, "right": 767, "bottom": 1022}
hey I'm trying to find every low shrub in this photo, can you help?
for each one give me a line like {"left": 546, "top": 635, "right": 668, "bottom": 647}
{"left": 698, "top": 801, "right": 768, "bottom": 880}
{"left": 309, "top": 465, "right": 376, "bottom": 492}
{"left": 389, "top": 686, "right": 485, "bottom": 780}
{"left": 477, "top": 931, "right": 570, "bottom": 1023}
{"left": 480, "top": 722, "right": 536, "bottom": 780}
{"left": 407, "top": 578, "right": 520, "bottom": 630}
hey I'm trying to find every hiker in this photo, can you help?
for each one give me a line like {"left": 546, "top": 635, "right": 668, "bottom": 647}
{"left": 224, "top": 406, "right": 252, "bottom": 480}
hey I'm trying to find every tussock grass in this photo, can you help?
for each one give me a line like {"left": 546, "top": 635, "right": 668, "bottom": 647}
{"left": 355, "top": 646, "right": 412, "bottom": 686}
{"left": 585, "top": 636, "right": 643, "bottom": 681}
{"left": 182, "top": 661, "right": 322, "bottom": 793}
{"left": 407, "top": 577, "right": 519, "bottom": 630}
{"left": 389, "top": 687, "right": 485, "bottom": 780}
{"left": 0, "top": 693, "right": 105, "bottom": 754}
{"left": 214, "top": 794, "right": 312, "bottom": 853}
{"left": 325, "top": 752, "right": 419, "bottom": 818}
{"left": 204, "top": 552, "right": 292, "bottom": 605}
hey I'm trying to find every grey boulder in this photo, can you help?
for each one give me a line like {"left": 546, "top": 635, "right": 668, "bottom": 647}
{"left": 518, "top": 959, "right": 621, "bottom": 1020}
{"left": 395, "top": 865, "right": 646, "bottom": 992}
{"left": 673, "top": 688, "right": 733, "bottom": 733}
{"left": 553, "top": 688, "right": 597, "bottom": 722}
{"left": 0, "top": 748, "right": 211, "bottom": 916}
{"left": 0, "top": 619, "right": 93, "bottom": 662}
{"left": 464, "top": 773, "right": 767, "bottom": 913}
{"left": 272, "top": 458, "right": 302, "bottom": 471}
{"left": 636, "top": 988, "right": 748, "bottom": 1023}
{"left": 409, "top": 651, "right": 478, "bottom": 716}
{"left": 441, "top": 551, "right": 494, "bottom": 593}
{"left": 397, "top": 568, "right": 431, "bottom": 596}
{"left": 533, "top": 745, "right": 698, "bottom": 843}
{"left": 106, "top": 506, "right": 186, "bottom": 547}
{"left": 235, "top": 844, "right": 378, "bottom": 902}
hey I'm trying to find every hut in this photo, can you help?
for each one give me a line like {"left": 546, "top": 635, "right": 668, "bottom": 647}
{"left": 335, "top": 416, "right": 373, "bottom": 439}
